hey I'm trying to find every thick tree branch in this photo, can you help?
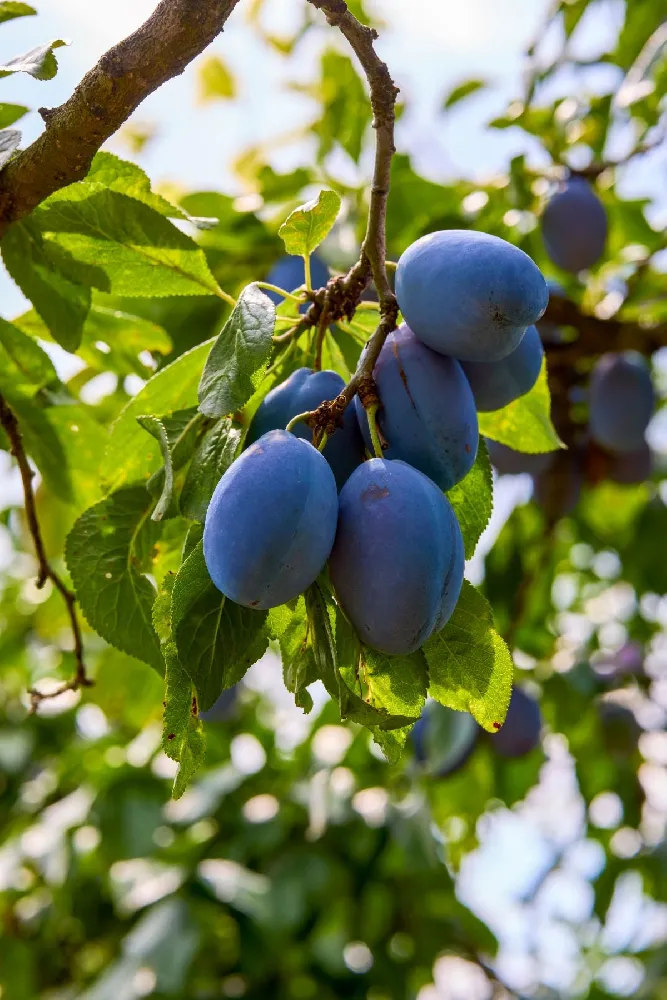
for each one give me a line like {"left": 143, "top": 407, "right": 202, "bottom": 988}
{"left": 543, "top": 293, "right": 667, "bottom": 366}
{"left": 0, "top": 0, "right": 243, "bottom": 237}
{"left": 0, "top": 394, "right": 91, "bottom": 711}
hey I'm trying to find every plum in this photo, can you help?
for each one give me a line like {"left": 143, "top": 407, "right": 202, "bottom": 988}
{"left": 354, "top": 324, "right": 478, "bottom": 490}
{"left": 264, "top": 253, "right": 329, "bottom": 307}
{"left": 411, "top": 700, "right": 478, "bottom": 777}
{"left": 204, "top": 429, "right": 338, "bottom": 609}
{"left": 490, "top": 686, "right": 541, "bottom": 758}
{"left": 461, "top": 324, "right": 544, "bottom": 412}
{"left": 589, "top": 351, "right": 654, "bottom": 454}
{"left": 248, "top": 368, "right": 364, "bottom": 489}
{"left": 485, "top": 439, "right": 554, "bottom": 477}
{"left": 395, "top": 230, "right": 548, "bottom": 362}
{"left": 200, "top": 686, "right": 238, "bottom": 722}
{"left": 329, "top": 458, "right": 465, "bottom": 655}
{"left": 541, "top": 177, "right": 607, "bottom": 273}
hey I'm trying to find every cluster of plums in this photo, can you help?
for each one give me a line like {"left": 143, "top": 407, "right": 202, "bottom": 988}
{"left": 203, "top": 229, "right": 550, "bottom": 655}
{"left": 488, "top": 175, "right": 656, "bottom": 502}
{"left": 412, "top": 686, "right": 543, "bottom": 777}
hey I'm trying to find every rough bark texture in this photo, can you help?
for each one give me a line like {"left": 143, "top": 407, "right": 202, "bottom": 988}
{"left": 0, "top": 0, "right": 243, "bottom": 237}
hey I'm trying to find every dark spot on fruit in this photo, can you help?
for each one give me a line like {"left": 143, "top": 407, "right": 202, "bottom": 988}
{"left": 361, "top": 484, "right": 390, "bottom": 504}
{"left": 465, "top": 443, "right": 471, "bottom": 453}
{"left": 250, "top": 599, "right": 260, "bottom": 607}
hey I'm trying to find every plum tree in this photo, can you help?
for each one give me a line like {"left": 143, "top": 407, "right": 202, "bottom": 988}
{"left": 395, "top": 230, "right": 548, "bottom": 362}
{"left": 411, "top": 700, "right": 479, "bottom": 777}
{"left": 486, "top": 439, "right": 555, "bottom": 477}
{"left": 609, "top": 444, "right": 652, "bottom": 485}
{"left": 461, "top": 325, "right": 544, "bottom": 412}
{"left": 490, "top": 686, "right": 542, "bottom": 758}
{"left": 329, "top": 459, "right": 465, "bottom": 655}
{"left": 203, "top": 430, "right": 338, "bottom": 609}
{"left": 541, "top": 176, "right": 607, "bottom": 273}
{"left": 247, "top": 368, "right": 364, "bottom": 489}
{"left": 589, "top": 351, "right": 654, "bottom": 453}
{"left": 533, "top": 450, "right": 582, "bottom": 516}
{"left": 354, "top": 324, "right": 478, "bottom": 490}
{"left": 263, "top": 253, "right": 330, "bottom": 306}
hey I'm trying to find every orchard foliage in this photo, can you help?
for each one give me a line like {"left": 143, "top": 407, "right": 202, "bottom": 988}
{"left": 1, "top": 0, "right": 667, "bottom": 997}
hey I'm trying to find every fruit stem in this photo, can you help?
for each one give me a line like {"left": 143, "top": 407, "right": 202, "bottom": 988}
{"left": 317, "top": 432, "right": 329, "bottom": 453}
{"left": 366, "top": 404, "right": 384, "bottom": 459}
{"left": 256, "top": 282, "right": 304, "bottom": 304}
{"left": 286, "top": 411, "right": 312, "bottom": 433}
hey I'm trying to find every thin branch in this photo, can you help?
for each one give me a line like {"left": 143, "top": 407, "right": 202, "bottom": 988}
{"left": 0, "top": 394, "right": 91, "bottom": 710}
{"left": 0, "top": 0, "right": 243, "bottom": 237}
{"left": 289, "top": 1, "right": 399, "bottom": 439}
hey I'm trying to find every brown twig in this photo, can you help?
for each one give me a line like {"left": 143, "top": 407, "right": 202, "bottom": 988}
{"left": 543, "top": 292, "right": 667, "bottom": 366}
{"left": 0, "top": 394, "right": 91, "bottom": 710}
{"left": 0, "top": 0, "right": 243, "bottom": 237}
{"left": 287, "top": 1, "right": 399, "bottom": 438}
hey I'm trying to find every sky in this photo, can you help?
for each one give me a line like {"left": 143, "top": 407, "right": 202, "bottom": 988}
{"left": 2, "top": 1, "right": 665, "bottom": 994}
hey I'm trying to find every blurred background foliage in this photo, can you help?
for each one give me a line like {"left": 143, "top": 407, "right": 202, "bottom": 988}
{"left": 1, "top": 0, "right": 667, "bottom": 997}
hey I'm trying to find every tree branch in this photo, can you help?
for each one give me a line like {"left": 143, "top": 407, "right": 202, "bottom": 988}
{"left": 0, "top": 0, "right": 243, "bottom": 237}
{"left": 288, "top": 1, "right": 399, "bottom": 441}
{"left": 0, "top": 394, "right": 91, "bottom": 711}
{"left": 543, "top": 293, "right": 667, "bottom": 366}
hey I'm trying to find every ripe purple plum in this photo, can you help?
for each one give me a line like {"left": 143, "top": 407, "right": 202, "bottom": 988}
{"left": 589, "top": 351, "right": 654, "bottom": 454}
{"left": 395, "top": 230, "right": 548, "bottom": 362}
{"left": 354, "top": 324, "right": 478, "bottom": 491}
{"left": 248, "top": 368, "right": 364, "bottom": 489}
{"left": 329, "top": 459, "right": 465, "bottom": 655}
{"left": 491, "top": 686, "right": 541, "bottom": 758}
{"left": 461, "top": 325, "right": 544, "bottom": 411}
{"left": 204, "top": 430, "right": 338, "bottom": 609}
{"left": 411, "top": 700, "right": 479, "bottom": 777}
{"left": 541, "top": 177, "right": 607, "bottom": 273}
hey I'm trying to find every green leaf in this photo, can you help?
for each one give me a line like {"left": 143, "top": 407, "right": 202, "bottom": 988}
{"left": 16, "top": 303, "right": 172, "bottom": 378}
{"left": 1, "top": 216, "right": 91, "bottom": 351}
{"left": 478, "top": 358, "right": 563, "bottom": 454}
{"left": 422, "top": 581, "right": 512, "bottom": 733}
{"left": 198, "top": 284, "right": 275, "bottom": 418}
{"left": 305, "top": 584, "right": 420, "bottom": 749}
{"left": 447, "top": 437, "right": 493, "bottom": 560}
{"left": 276, "top": 596, "right": 317, "bottom": 713}
{"left": 278, "top": 189, "right": 341, "bottom": 257}
{"left": 180, "top": 418, "right": 241, "bottom": 522}
{"left": 102, "top": 340, "right": 213, "bottom": 491}
{"left": 87, "top": 153, "right": 218, "bottom": 231}
{"left": 0, "top": 128, "right": 20, "bottom": 169}
{"left": 8, "top": 395, "right": 73, "bottom": 503}
{"left": 0, "top": 39, "right": 67, "bottom": 80}
{"left": 311, "top": 49, "right": 370, "bottom": 164}
{"left": 0, "top": 103, "right": 28, "bottom": 128}
{"left": 65, "top": 486, "right": 164, "bottom": 673}
{"left": 137, "top": 416, "right": 178, "bottom": 522}
{"left": 0, "top": 317, "right": 58, "bottom": 396}
{"left": 171, "top": 541, "right": 268, "bottom": 711}
{"left": 0, "top": 3, "right": 36, "bottom": 24}
{"left": 442, "top": 78, "right": 487, "bottom": 109}
{"left": 154, "top": 576, "right": 206, "bottom": 799}
{"left": 34, "top": 183, "right": 222, "bottom": 298}
{"left": 197, "top": 54, "right": 236, "bottom": 102}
